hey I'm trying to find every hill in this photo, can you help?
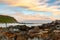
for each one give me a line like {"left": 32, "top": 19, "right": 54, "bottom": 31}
{"left": 0, "top": 15, "right": 17, "bottom": 23}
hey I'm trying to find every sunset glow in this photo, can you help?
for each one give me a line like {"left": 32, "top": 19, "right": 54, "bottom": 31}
{"left": 0, "top": 0, "right": 60, "bottom": 21}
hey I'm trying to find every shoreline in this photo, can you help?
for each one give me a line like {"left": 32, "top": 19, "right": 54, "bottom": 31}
{"left": 0, "top": 20, "right": 60, "bottom": 40}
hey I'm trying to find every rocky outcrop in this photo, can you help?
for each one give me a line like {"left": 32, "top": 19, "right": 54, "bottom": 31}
{"left": 0, "top": 20, "right": 60, "bottom": 40}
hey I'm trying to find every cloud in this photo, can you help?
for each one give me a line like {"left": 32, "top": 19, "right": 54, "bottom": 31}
{"left": 54, "top": 0, "right": 60, "bottom": 5}
{"left": 53, "top": 11, "right": 60, "bottom": 15}
{"left": 7, "top": 13, "right": 55, "bottom": 22}
{"left": 1, "top": 0, "right": 38, "bottom": 7}
{"left": 1, "top": 0, "right": 60, "bottom": 11}
{"left": 0, "top": 0, "right": 60, "bottom": 20}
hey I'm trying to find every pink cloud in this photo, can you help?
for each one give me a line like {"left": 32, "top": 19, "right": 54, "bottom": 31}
{"left": 0, "top": 0, "right": 60, "bottom": 20}
{"left": 8, "top": 13, "right": 55, "bottom": 22}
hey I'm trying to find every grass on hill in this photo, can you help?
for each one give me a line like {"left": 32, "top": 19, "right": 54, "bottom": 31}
{"left": 0, "top": 15, "right": 17, "bottom": 23}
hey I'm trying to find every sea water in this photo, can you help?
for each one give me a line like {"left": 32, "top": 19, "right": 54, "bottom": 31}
{"left": 0, "top": 23, "right": 42, "bottom": 27}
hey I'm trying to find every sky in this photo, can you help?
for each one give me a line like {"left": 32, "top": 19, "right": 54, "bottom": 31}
{"left": 0, "top": 0, "right": 60, "bottom": 21}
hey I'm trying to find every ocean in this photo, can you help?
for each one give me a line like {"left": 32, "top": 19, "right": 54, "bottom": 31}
{"left": 0, "top": 20, "right": 52, "bottom": 27}
{"left": 0, "top": 23, "right": 42, "bottom": 27}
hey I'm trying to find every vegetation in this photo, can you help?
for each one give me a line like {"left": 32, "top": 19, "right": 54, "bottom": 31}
{"left": 0, "top": 15, "right": 17, "bottom": 27}
{"left": 0, "top": 15, "right": 17, "bottom": 23}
